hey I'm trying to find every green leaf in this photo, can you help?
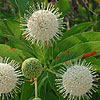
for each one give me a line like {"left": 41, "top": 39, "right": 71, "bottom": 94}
{"left": 85, "top": 57, "right": 100, "bottom": 72}
{"left": 55, "top": 0, "right": 70, "bottom": 16}
{"left": 0, "top": 34, "right": 34, "bottom": 56}
{"left": 52, "top": 41, "right": 100, "bottom": 66}
{"left": 38, "top": 74, "right": 59, "bottom": 100}
{"left": 2, "top": 19, "right": 14, "bottom": 35}
{"left": 62, "top": 22, "right": 94, "bottom": 39}
{"left": 0, "top": 34, "right": 52, "bottom": 65}
{"left": 21, "top": 78, "right": 34, "bottom": 100}
{"left": 54, "top": 32, "right": 100, "bottom": 57}
{"left": 48, "top": 69, "right": 66, "bottom": 100}
{"left": 0, "top": 44, "right": 23, "bottom": 62}
{"left": 0, "top": 19, "right": 12, "bottom": 36}
{"left": 6, "top": 20, "right": 22, "bottom": 39}
{"left": 0, "top": 20, "right": 4, "bottom": 34}
{"left": 15, "top": 0, "right": 33, "bottom": 16}
{"left": 8, "top": 0, "right": 18, "bottom": 8}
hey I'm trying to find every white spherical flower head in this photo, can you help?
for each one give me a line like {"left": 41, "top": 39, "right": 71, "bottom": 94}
{"left": 0, "top": 57, "right": 23, "bottom": 100}
{"left": 55, "top": 60, "right": 98, "bottom": 100}
{"left": 27, "top": 10, "right": 58, "bottom": 41}
{"left": 21, "top": 3, "right": 64, "bottom": 45}
{"left": 0, "top": 63, "right": 17, "bottom": 93}
{"left": 63, "top": 65, "right": 93, "bottom": 96}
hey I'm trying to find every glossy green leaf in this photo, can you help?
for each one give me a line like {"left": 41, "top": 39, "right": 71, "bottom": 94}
{"left": 0, "top": 44, "right": 23, "bottom": 62}
{"left": 52, "top": 41, "right": 100, "bottom": 65}
{"left": 54, "top": 32, "right": 100, "bottom": 57}
{"left": 0, "top": 34, "right": 34, "bottom": 56}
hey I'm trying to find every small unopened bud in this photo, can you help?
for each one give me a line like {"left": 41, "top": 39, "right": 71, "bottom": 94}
{"left": 22, "top": 58, "right": 42, "bottom": 79}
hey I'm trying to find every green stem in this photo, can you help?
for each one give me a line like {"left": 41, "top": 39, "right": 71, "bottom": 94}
{"left": 52, "top": 45, "right": 54, "bottom": 60}
{"left": 40, "top": 47, "right": 47, "bottom": 67}
{"left": 43, "top": 67, "right": 62, "bottom": 77}
{"left": 35, "top": 79, "right": 37, "bottom": 98}
{"left": 49, "top": 63, "right": 64, "bottom": 69}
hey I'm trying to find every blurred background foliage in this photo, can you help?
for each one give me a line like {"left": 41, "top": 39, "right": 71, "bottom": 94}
{"left": 0, "top": 0, "right": 100, "bottom": 100}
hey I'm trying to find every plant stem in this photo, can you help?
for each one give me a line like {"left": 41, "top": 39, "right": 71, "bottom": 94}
{"left": 35, "top": 78, "right": 38, "bottom": 98}
{"left": 44, "top": 67, "right": 62, "bottom": 77}
{"left": 52, "top": 45, "right": 54, "bottom": 60}
{"left": 49, "top": 63, "right": 64, "bottom": 69}
{"left": 40, "top": 47, "right": 47, "bottom": 67}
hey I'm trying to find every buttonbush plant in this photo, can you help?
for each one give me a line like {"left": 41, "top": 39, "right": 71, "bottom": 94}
{"left": 0, "top": 0, "right": 100, "bottom": 100}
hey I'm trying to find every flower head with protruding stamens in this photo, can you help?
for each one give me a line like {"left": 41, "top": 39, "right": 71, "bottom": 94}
{"left": 55, "top": 60, "right": 98, "bottom": 100}
{"left": 21, "top": 3, "right": 64, "bottom": 45}
{"left": 0, "top": 57, "right": 23, "bottom": 100}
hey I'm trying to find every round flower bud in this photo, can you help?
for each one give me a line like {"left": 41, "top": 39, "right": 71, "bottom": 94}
{"left": 22, "top": 58, "right": 42, "bottom": 79}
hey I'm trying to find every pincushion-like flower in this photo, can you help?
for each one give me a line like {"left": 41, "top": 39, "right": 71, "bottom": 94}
{"left": 22, "top": 58, "right": 42, "bottom": 79}
{"left": 55, "top": 60, "right": 98, "bottom": 100}
{"left": 21, "top": 3, "right": 64, "bottom": 45}
{"left": 0, "top": 57, "right": 23, "bottom": 100}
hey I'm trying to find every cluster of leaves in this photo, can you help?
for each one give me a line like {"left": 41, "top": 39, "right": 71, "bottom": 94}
{"left": 0, "top": 0, "right": 100, "bottom": 100}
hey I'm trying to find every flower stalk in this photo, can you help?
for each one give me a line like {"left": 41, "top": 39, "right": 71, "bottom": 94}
{"left": 34, "top": 78, "right": 38, "bottom": 98}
